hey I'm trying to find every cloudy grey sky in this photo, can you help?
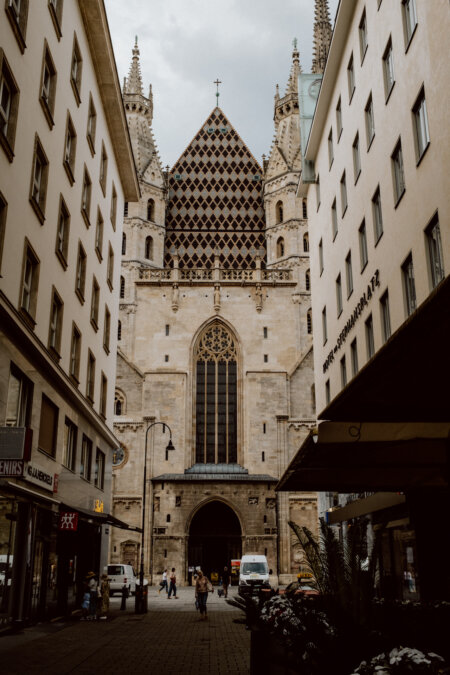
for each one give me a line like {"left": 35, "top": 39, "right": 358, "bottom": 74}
{"left": 105, "top": 0, "right": 339, "bottom": 168}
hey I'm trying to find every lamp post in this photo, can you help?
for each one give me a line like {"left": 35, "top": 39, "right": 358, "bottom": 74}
{"left": 135, "top": 421, "right": 175, "bottom": 613}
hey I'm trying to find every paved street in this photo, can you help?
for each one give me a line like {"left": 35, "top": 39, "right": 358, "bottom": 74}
{"left": 0, "top": 587, "right": 250, "bottom": 675}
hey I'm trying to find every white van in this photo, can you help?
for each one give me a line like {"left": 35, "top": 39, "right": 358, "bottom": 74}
{"left": 106, "top": 564, "right": 137, "bottom": 596}
{"left": 238, "top": 554, "right": 271, "bottom": 596}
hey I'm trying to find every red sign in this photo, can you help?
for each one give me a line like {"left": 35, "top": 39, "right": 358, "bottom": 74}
{"left": 0, "top": 459, "right": 24, "bottom": 476}
{"left": 59, "top": 512, "right": 79, "bottom": 531}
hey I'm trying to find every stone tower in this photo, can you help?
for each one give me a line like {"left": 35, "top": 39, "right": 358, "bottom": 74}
{"left": 311, "top": 0, "right": 333, "bottom": 74}
{"left": 111, "top": 40, "right": 317, "bottom": 584}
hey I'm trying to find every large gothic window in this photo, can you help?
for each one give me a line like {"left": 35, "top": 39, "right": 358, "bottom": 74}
{"left": 195, "top": 322, "right": 237, "bottom": 464}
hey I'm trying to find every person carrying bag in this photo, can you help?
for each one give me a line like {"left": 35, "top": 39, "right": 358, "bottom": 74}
{"left": 195, "top": 570, "right": 213, "bottom": 620}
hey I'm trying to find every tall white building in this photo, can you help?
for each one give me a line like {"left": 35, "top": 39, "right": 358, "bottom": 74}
{"left": 0, "top": 0, "right": 138, "bottom": 626}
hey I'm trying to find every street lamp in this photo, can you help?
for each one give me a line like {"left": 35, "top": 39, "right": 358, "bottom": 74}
{"left": 135, "top": 421, "right": 175, "bottom": 613}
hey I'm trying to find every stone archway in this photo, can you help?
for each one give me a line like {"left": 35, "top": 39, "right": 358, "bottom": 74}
{"left": 188, "top": 501, "right": 241, "bottom": 582}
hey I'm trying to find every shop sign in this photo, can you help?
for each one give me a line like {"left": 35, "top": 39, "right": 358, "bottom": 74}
{"left": 23, "top": 462, "right": 55, "bottom": 492}
{"left": 0, "top": 427, "right": 32, "bottom": 460}
{"left": 59, "top": 512, "right": 79, "bottom": 531}
{"left": 0, "top": 459, "right": 24, "bottom": 476}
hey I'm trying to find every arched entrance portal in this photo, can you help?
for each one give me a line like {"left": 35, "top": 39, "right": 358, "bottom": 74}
{"left": 188, "top": 501, "right": 241, "bottom": 582}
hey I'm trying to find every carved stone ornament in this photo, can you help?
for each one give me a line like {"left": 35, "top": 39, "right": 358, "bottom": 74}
{"left": 254, "top": 283, "right": 264, "bottom": 312}
{"left": 214, "top": 284, "right": 221, "bottom": 313}
{"left": 172, "top": 283, "right": 179, "bottom": 312}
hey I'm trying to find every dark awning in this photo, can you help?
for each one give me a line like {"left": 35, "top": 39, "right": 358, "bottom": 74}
{"left": 60, "top": 502, "right": 142, "bottom": 532}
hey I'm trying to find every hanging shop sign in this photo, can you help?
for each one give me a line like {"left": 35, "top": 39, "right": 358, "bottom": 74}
{"left": 94, "top": 499, "right": 104, "bottom": 512}
{"left": 23, "top": 462, "right": 56, "bottom": 492}
{"left": 59, "top": 512, "right": 79, "bottom": 531}
{"left": 0, "top": 459, "right": 24, "bottom": 476}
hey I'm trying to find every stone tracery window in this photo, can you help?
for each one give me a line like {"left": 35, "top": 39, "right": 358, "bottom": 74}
{"left": 195, "top": 321, "right": 237, "bottom": 464}
{"left": 114, "top": 390, "right": 125, "bottom": 415}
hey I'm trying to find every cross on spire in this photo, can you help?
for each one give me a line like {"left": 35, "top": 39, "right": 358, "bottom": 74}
{"left": 214, "top": 79, "right": 222, "bottom": 106}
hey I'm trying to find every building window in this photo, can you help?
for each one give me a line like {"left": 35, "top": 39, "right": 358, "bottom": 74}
{"left": 95, "top": 209, "right": 103, "bottom": 261}
{"left": 305, "top": 269, "right": 310, "bottom": 291}
{"left": 95, "top": 448, "right": 105, "bottom": 489}
{"left": 336, "top": 273, "right": 343, "bottom": 317}
{"left": 75, "top": 242, "right": 86, "bottom": 302}
{"left": 303, "top": 234, "right": 309, "bottom": 253}
{"left": 63, "top": 112, "right": 77, "bottom": 184}
{"left": 325, "top": 379, "right": 330, "bottom": 405}
{"left": 331, "top": 198, "right": 338, "bottom": 239}
{"left": 412, "top": 87, "right": 430, "bottom": 162}
{"left": 99, "top": 142, "right": 108, "bottom": 195}
{"left": 0, "top": 192, "right": 6, "bottom": 275}
{"left": 350, "top": 338, "right": 358, "bottom": 376}
{"left": 302, "top": 200, "right": 307, "bottom": 219}
{"left": 39, "top": 42, "right": 57, "bottom": 128}
{"left": 114, "top": 391, "right": 125, "bottom": 416}
{"left": 322, "top": 306, "right": 327, "bottom": 345}
{"left": 122, "top": 233, "right": 126, "bottom": 255}
{"left": 5, "top": 363, "right": 33, "bottom": 427}
{"left": 275, "top": 200, "right": 283, "bottom": 224}
{"left": 90, "top": 277, "right": 100, "bottom": 330}
{"left": 86, "top": 350, "right": 96, "bottom": 403}
{"left": 365, "top": 94, "right": 375, "bottom": 149}
{"left": 194, "top": 321, "right": 238, "bottom": 464}
{"left": 107, "top": 244, "right": 114, "bottom": 290}
{"left": 117, "top": 320, "right": 121, "bottom": 341}
{"left": 328, "top": 128, "right": 334, "bottom": 168}
{"left": 340, "top": 172, "right": 347, "bottom": 217}
{"left": 358, "top": 219, "right": 368, "bottom": 271}
{"left": 307, "top": 309, "right": 312, "bottom": 335}
{"left": 63, "top": 417, "right": 77, "bottom": 471}
{"left": 166, "top": 324, "right": 170, "bottom": 336}
{"left": 147, "top": 198, "right": 155, "bottom": 221}
{"left": 345, "top": 251, "right": 353, "bottom": 298}
{"left": 123, "top": 201, "right": 128, "bottom": 217}
{"left": 315, "top": 175, "right": 320, "bottom": 209}
{"left": 145, "top": 236, "right": 153, "bottom": 260}
{"left": 70, "top": 35, "right": 82, "bottom": 104}
{"left": 425, "top": 213, "right": 445, "bottom": 289}
{"left": 347, "top": 53, "right": 355, "bottom": 102}
{"left": 70, "top": 323, "right": 81, "bottom": 382}
{"left": 372, "top": 186, "right": 383, "bottom": 243}
{"left": 359, "top": 9, "right": 368, "bottom": 62}
{"left": 276, "top": 237, "right": 285, "bottom": 258}
{"left": 80, "top": 435, "right": 92, "bottom": 481}
{"left": 383, "top": 38, "right": 395, "bottom": 100}
{"left": 402, "top": 0, "right": 418, "bottom": 49}
{"left": 380, "top": 290, "right": 391, "bottom": 343}
{"left": 20, "top": 239, "right": 40, "bottom": 322}
{"left": 103, "top": 306, "right": 111, "bottom": 354}
{"left": 81, "top": 166, "right": 92, "bottom": 226}
{"left": 110, "top": 183, "right": 117, "bottom": 230}
{"left": 365, "top": 314, "right": 375, "bottom": 359}
{"left": 100, "top": 373, "right": 107, "bottom": 418}
{"left": 263, "top": 354, "right": 268, "bottom": 363}
{"left": 0, "top": 50, "right": 20, "bottom": 162}
{"left": 55, "top": 196, "right": 70, "bottom": 268}
{"left": 402, "top": 253, "right": 416, "bottom": 316}
{"left": 38, "top": 394, "right": 58, "bottom": 457}
{"left": 48, "top": 287, "right": 63, "bottom": 357}
{"left": 29, "top": 135, "right": 49, "bottom": 223}
{"left": 336, "top": 97, "right": 342, "bottom": 139}
{"left": 5, "top": 0, "right": 29, "bottom": 53}
{"left": 120, "top": 275, "right": 125, "bottom": 299}
{"left": 340, "top": 355, "right": 347, "bottom": 388}
{"left": 391, "top": 139, "right": 406, "bottom": 204}
{"left": 86, "top": 94, "right": 96, "bottom": 155}
{"left": 48, "top": 0, "right": 63, "bottom": 40}
{"left": 353, "top": 133, "right": 361, "bottom": 183}
{"left": 319, "top": 238, "right": 324, "bottom": 274}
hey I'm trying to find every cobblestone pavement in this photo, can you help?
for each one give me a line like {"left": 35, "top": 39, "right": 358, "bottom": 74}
{"left": 0, "top": 587, "right": 250, "bottom": 675}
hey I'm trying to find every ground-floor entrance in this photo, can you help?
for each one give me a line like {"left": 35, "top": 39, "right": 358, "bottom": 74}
{"left": 188, "top": 500, "right": 241, "bottom": 583}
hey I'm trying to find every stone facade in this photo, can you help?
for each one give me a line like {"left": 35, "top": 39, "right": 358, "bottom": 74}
{"left": 110, "top": 39, "right": 319, "bottom": 585}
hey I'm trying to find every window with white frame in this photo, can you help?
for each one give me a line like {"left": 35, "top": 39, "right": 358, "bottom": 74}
{"left": 86, "top": 350, "right": 96, "bottom": 403}
{"left": 365, "top": 94, "right": 375, "bottom": 148}
{"left": 90, "top": 277, "right": 100, "bottom": 330}
{"left": 63, "top": 417, "right": 77, "bottom": 471}
{"left": 81, "top": 166, "right": 92, "bottom": 225}
{"left": 402, "top": 253, "right": 416, "bottom": 316}
{"left": 350, "top": 338, "right": 358, "bottom": 376}
{"left": 331, "top": 198, "right": 338, "bottom": 239}
{"left": 353, "top": 132, "right": 361, "bottom": 182}
{"left": 372, "top": 186, "right": 383, "bottom": 243}
{"left": 80, "top": 434, "right": 92, "bottom": 481}
{"left": 75, "top": 242, "right": 86, "bottom": 302}
{"left": 95, "top": 209, "right": 103, "bottom": 261}
{"left": 20, "top": 240, "right": 40, "bottom": 321}
{"left": 48, "top": 287, "right": 63, "bottom": 356}
{"left": 392, "top": 140, "right": 406, "bottom": 204}
{"left": 365, "top": 313, "right": 375, "bottom": 359}
{"left": 0, "top": 53, "right": 20, "bottom": 159}
{"left": 70, "top": 35, "right": 82, "bottom": 104}
{"left": 70, "top": 323, "right": 81, "bottom": 382}
{"left": 40, "top": 42, "right": 57, "bottom": 128}
{"left": 5, "top": 0, "right": 29, "bottom": 53}
{"left": 402, "top": 0, "right": 418, "bottom": 48}
{"left": 358, "top": 220, "right": 368, "bottom": 272}
{"left": 336, "top": 97, "right": 343, "bottom": 139}
{"left": 345, "top": 251, "right": 353, "bottom": 298}
{"left": 48, "top": 0, "right": 63, "bottom": 39}
{"left": 55, "top": 195, "right": 70, "bottom": 268}
{"left": 336, "top": 273, "right": 343, "bottom": 317}
{"left": 63, "top": 112, "right": 77, "bottom": 184}
{"left": 383, "top": 38, "right": 395, "bottom": 100}
{"left": 99, "top": 142, "right": 108, "bottom": 195}
{"left": 340, "top": 172, "right": 347, "bottom": 216}
{"left": 95, "top": 448, "right": 105, "bottom": 488}
{"left": 347, "top": 53, "right": 355, "bottom": 101}
{"left": 412, "top": 87, "right": 430, "bottom": 162}
{"left": 359, "top": 9, "right": 368, "bottom": 62}
{"left": 86, "top": 94, "right": 96, "bottom": 154}
{"left": 107, "top": 244, "right": 114, "bottom": 290}
{"left": 380, "top": 290, "right": 391, "bottom": 343}
{"left": 5, "top": 363, "right": 33, "bottom": 427}
{"left": 425, "top": 213, "right": 445, "bottom": 289}
{"left": 30, "top": 135, "right": 49, "bottom": 222}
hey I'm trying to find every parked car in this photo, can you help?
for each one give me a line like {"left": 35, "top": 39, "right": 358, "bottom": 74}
{"left": 106, "top": 564, "right": 137, "bottom": 596}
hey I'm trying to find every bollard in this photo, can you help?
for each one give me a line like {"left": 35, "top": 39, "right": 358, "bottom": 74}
{"left": 120, "top": 584, "right": 128, "bottom": 610}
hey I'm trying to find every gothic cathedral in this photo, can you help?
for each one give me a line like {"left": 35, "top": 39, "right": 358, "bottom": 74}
{"left": 111, "top": 3, "right": 332, "bottom": 584}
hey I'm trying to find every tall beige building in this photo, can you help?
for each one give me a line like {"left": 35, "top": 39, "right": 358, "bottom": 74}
{"left": 281, "top": 0, "right": 450, "bottom": 602}
{"left": 109, "top": 36, "right": 323, "bottom": 585}
{"left": 0, "top": 0, "right": 138, "bottom": 625}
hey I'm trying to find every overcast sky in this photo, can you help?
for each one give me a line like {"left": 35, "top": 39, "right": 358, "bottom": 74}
{"left": 105, "top": 0, "right": 339, "bottom": 168}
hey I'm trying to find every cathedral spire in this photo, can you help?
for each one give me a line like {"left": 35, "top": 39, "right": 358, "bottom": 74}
{"left": 311, "top": 0, "right": 333, "bottom": 74}
{"left": 125, "top": 36, "right": 144, "bottom": 95}
{"left": 284, "top": 39, "right": 302, "bottom": 96}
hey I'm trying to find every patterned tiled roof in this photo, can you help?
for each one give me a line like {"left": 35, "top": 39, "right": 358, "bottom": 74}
{"left": 165, "top": 107, "right": 266, "bottom": 269}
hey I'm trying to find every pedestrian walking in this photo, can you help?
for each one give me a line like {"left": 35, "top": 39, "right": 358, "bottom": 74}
{"left": 80, "top": 582, "right": 90, "bottom": 620}
{"left": 168, "top": 567, "right": 178, "bottom": 598}
{"left": 159, "top": 568, "right": 168, "bottom": 595}
{"left": 86, "top": 571, "right": 98, "bottom": 620}
{"left": 99, "top": 573, "right": 110, "bottom": 619}
{"left": 195, "top": 569, "right": 213, "bottom": 619}
{"left": 221, "top": 566, "right": 230, "bottom": 598}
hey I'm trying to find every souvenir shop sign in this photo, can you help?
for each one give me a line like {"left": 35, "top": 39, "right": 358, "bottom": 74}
{"left": 59, "top": 512, "right": 79, "bottom": 531}
{"left": 0, "top": 459, "right": 24, "bottom": 476}
{"left": 23, "top": 462, "right": 57, "bottom": 492}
